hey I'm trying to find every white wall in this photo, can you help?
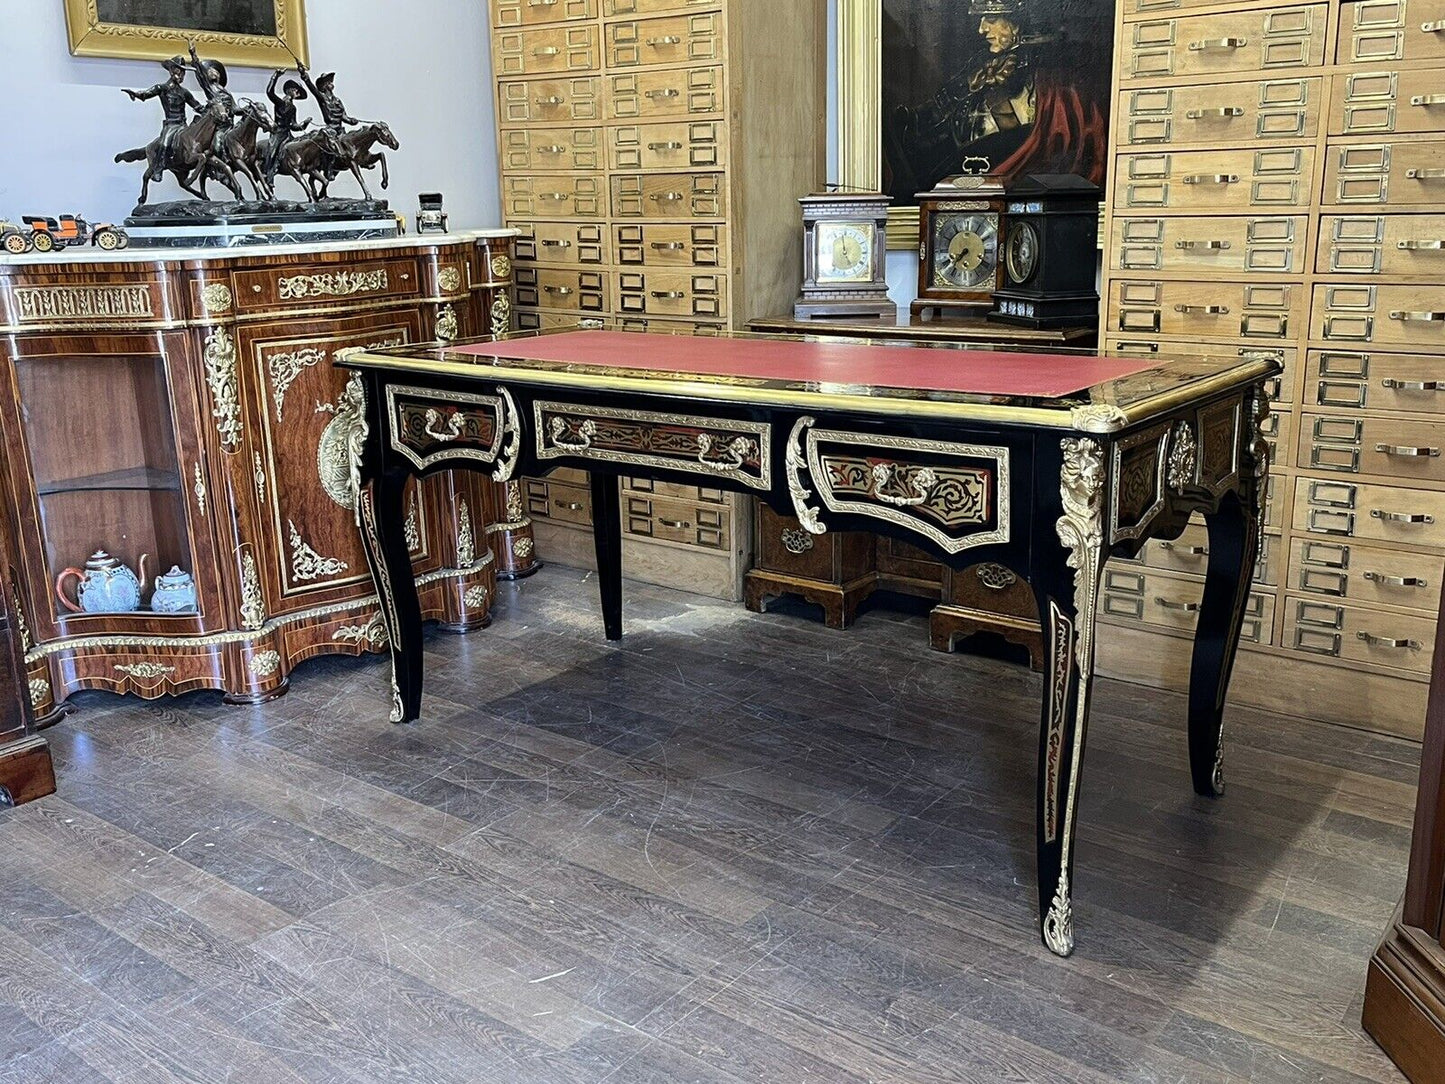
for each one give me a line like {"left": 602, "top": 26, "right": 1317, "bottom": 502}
{"left": 0, "top": 0, "right": 501, "bottom": 228}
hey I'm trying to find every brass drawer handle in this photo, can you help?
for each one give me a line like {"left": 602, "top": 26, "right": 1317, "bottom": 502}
{"left": 869, "top": 463, "right": 938, "bottom": 507}
{"left": 647, "top": 140, "right": 685, "bottom": 151}
{"left": 538, "top": 192, "right": 572, "bottom": 201}
{"left": 658, "top": 518, "right": 691, "bottom": 529}
{"left": 532, "top": 46, "right": 561, "bottom": 56}
{"left": 1181, "top": 173, "right": 1239, "bottom": 184}
{"left": 1189, "top": 36, "right": 1247, "bottom": 50}
{"left": 540, "top": 239, "right": 572, "bottom": 248}
{"left": 556, "top": 500, "right": 584, "bottom": 511}
{"left": 1423, "top": 20, "right": 1445, "bottom": 32}
{"left": 423, "top": 408, "right": 466, "bottom": 442}
{"left": 646, "top": 35, "right": 683, "bottom": 45}
{"left": 650, "top": 241, "right": 686, "bottom": 250}
{"left": 1411, "top": 94, "right": 1445, "bottom": 106}
{"left": 1175, "top": 303, "right": 1230, "bottom": 314}
{"left": 1364, "top": 571, "right": 1428, "bottom": 587}
{"left": 1356, "top": 631, "right": 1421, "bottom": 650}
{"left": 1390, "top": 310, "right": 1445, "bottom": 322}
{"left": 1175, "top": 240, "right": 1231, "bottom": 250}
{"left": 549, "top": 416, "right": 596, "bottom": 451}
{"left": 535, "top": 95, "right": 565, "bottom": 105}
{"left": 1398, "top": 239, "right": 1445, "bottom": 250}
{"left": 1382, "top": 378, "right": 1442, "bottom": 391}
{"left": 1407, "top": 168, "right": 1445, "bottom": 180}
{"left": 651, "top": 289, "right": 686, "bottom": 298}
{"left": 542, "top": 285, "right": 574, "bottom": 295}
{"left": 537, "top": 144, "right": 567, "bottom": 154}
{"left": 696, "top": 433, "right": 756, "bottom": 472}
{"left": 1159, "top": 541, "right": 1207, "bottom": 555}
{"left": 1371, "top": 509, "right": 1435, "bottom": 523}
{"left": 650, "top": 191, "right": 685, "bottom": 202}
{"left": 1185, "top": 106, "right": 1244, "bottom": 118}
{"left": 1374, "top": 443, "right": 1440, "bottom": 457}
{"left": 1154, "top": 597, "right": 1201, "bottom": 612}
{"left": 645, "top": 88, "right": 681, "bottom": 99}
{"left": 527, "top": 0, "right": 557, "bottom": 6}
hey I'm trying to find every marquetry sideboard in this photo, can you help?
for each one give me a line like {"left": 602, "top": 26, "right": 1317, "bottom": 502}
{"left": 0, "top": 232, "right": 531, "bottom": 722}
{"left": 486, "top": 0, "right": 826, "bottom": 599}
{"left": 1098, "top": 0, "right": 1445, "bottom": 738}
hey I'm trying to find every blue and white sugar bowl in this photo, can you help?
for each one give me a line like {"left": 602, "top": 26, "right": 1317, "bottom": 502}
{"left": 149, "top": 565, "right": 198, "bottom": 614}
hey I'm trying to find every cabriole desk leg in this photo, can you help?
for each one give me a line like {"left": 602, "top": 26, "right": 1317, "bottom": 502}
{"left": 358, "top": 470, "right": 425, "bottom": 723}
{"left": 590, "top": 471, "right": 623, "bottom": 641}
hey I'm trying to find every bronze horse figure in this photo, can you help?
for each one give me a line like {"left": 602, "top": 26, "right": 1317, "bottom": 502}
{"left": 266, "top": 127, "right": 350, "bottom": 202}
{"left": 198, "top": 99, "right": 275, "bottom": 201}
{"left": 319, "top": 121, "right": 400, "bottom": 201}
{"left": 115, "top": 109, "right": 242, "bottom": 204}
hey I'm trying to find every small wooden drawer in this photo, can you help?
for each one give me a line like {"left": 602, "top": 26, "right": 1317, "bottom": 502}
{"left": 1337, "top": 0, "right": 1445, "bottom": 65}
{"left": 534, "top": 400, "right": 770, "bottom": 490}
{"left": 236, "top": 258, "right": 418, "bottom": 310}
{"left": 1318, "top": 213, "right": 1445, "bottom": 275}
{"left": 492, "top": 0, "right": 597, "bottom": 26}
{"left": 616, "top": 316, "right": 726, "bottom": 335}
{"left": 1124, "top": 6, "right": 1327, "bottom": 81}
{"left": 608, "top": 120, "right": 727, "bottom": 171}
{"left": 754, "top": 505, "right": 871, "bottom": 582}
{"left": 78, "top": 647, "right": 225, "bottom": 699}
{"left": 1116, "top": 147, "right": 1315, "bottom": 211}
{"left": 1111, "top": 279, "right": 1300, "bottom": 340}
{"left": 625, "top": 494, "right": 730, "bottom": 549}
{"left": 1293, "top": 475, "right": 1445, "bottom": 549}
{"left": 1324, "top": 139, "right": 1445, "bottom": 206}
{"left": 1287, "top": 537, "right": 1443, "bottom": 611}
{"left": 607, "top": 66, "right": 724, "bottom": 120}
{"left": 1118, "top": 77, "right": 1321, "bottom": 146}
{"left": 1123, "top": 0, "right": 1285, "bottom": 17}
{"left": 1331, "top": 68, "right": 1445, "bottom": 137}
{"left": 611, "top": 172, "right": 727, "bottom": 219}
{"left": 604, "top": 0, "right": 719, "bottom": 14}
{"left": 1306, "top": 349, "right": 1445, "bottom": 414}
{"left": 385, "top": 384, "right": 507, "bottom": 474}
{"left": 1138, "top": 517, "right": 1280, "bottom": 586}
{"left": 1111, "top": 214, "right": 1307, "bottom": 274}
{"left": 515, "top": 309, "right": 604, "bottom": 332}
{"left": 1297, "top": 412, "right": 1445, "bottom": 483}
{"left": 1258, "top": 407, "right": 1295, "bottom": 470}
{"left": 623, "top": 476, "right": 725, "bottom": 503}
{"left": 614, "top": 223, "right": 728, "bottom": 267}
{"left": 1311, "top": 282, "right": 1445, "bottom": 348}
{"left": 615, "top": 269, "right": 726, "bottom": 319}
{"left": 1101, "top": 567, "right": 1275, "bottom": 643}
{"left": 1284, "top": 594, "right": 1436, "bottom": 673}
{"left": 515, "top": 268, "right": 608, "bottom": 312}
{"left": 606, "top": 13, "right": 722, "bottom": 68}
{"left": 496, "top": 75, "right": 602, "bottom": 125}
{"left": 525, "top": 477, "right": 592, "bottom": 524}
{"left": 501, "top": 127, "right": 603, "bottom": 172}
{"left": 494, "top": 24, "right": 601, "bottom": 75}
{"left": 514, "top": 221, "right": 610, "bottom": 267}
{"left": 503, "top": 174, "right": 607, "bottom": 219}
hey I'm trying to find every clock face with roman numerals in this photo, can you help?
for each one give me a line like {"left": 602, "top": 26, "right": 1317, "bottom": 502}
{"left": 931, "top": 212, "right": 999, "bottom": 289}
{"left": 814, "top": 220, "right": 874, "bottom": 283}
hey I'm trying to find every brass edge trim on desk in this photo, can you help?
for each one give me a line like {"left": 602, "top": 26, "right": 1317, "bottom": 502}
{"left": 22, "top": 553, "right": 493, "bottom": 663}
{"left": 342, "top": 351, "right": 1279, "bottom": 433}
{"left": 0, "top": 318, "right": 190, "bottom": 335}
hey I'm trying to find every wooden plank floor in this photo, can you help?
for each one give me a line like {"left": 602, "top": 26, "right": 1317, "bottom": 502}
{"left": 0, "top": 567, "right": 1418, "bottom": 1083}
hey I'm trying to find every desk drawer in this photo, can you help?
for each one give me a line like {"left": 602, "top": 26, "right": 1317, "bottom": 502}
{"left": 615, "top": 269, "right": 726, "bottom": 319}
{"left": 608, "top": 120, "right": 727, "bottom": 171}
{"left": 1102, "top": 567, "right": 1274, "bottom": 643}
{"left": 515, "top": 268, "right": 608, "bottom": 312}
{"left": 1137, "top": 519, "right": 1280, "bottom": 585}
{"left": 494, "top": 24, "right": 601, "bottom": 75}
{"left": 492, "top": 0, "right": 596, "bottom": 26}
{"left": 1305, "top": 349, "right": 1445, "bottom": 414}
{"left": 1324, "top": 139, "right": 1445, "bottom": 206}
{"left": 1116, "top": 147, "right": 1314, "bottom": 211}
{"left": 616, "top": 316, "right": 726, "bottom": 335}
{"left": 604, "top": 0, "right": 720, "bottom": 13}
{"left": 1337, "top": 0, "right": 1445, "bottom": 64}
{"left": 1297, "top": 412, "right": 1445, "bottom": 483}
{"left": 625, "top": 494, "right": 730, "bottom": 549}
{"left": 501, "top": 127, "right": 602, "bottom": 172}
{"left": 611, "top": 172, "right": 726, "bottom": 219}
{"left": 606, "top": 13, "right": 722, "bottom": 68}
{"left": 1287, "top": 537, "right": 1443, "bottom": 611}
{"left": 1311, "top": 282, "right": 1445, "bottom": 348}
{"left": 497, "top": 75, "right": 602, "bottom": 125}
{"left": 1124, "top": 6, "right": 1326, "bottom": 81}
{"left": 623, "top": 476, "right": 725, "bottom": 503}
{"left": 1118, "top": 77, "right": 1321, "bottom": 146}
{"left": 1111, "top": 279, "right": 1300, "bottom": 340}
{"left": 503, "top": 174, "right": 606, "bottom": 219}
{"left": 237, "top": 258, "right": 419, "bottom": 311}
{"left": 514, "top": 221, "right": 610, "bottom": 268}
{"left": 614, "top": 223, "right": 728, "bottom": 267}
{"left": 1318, "top": 213, "right": 1445, "bottom": 274}
{"left": 386, "top": 385, "right": 505, "bottom": 472}
{"left": 525, "top": 477, "right": 592, "bottom": 524}
{"left": 1284, "top": 594, "right": 1435, "bottom": 673}
{"left": 1331, "top": 68, "right": 1445, "bottom": 137}
{"left": 607, "top": 66, "right": 724, "bottom": 120}
{"left": 1111, "top": 214, "right": 1306, "bottom": 273}
{"left": 516, "top": 309, "right": 602, "bottom": 332}
{"left": 1293, "top": 475, "right": 1445, "bottom": 548}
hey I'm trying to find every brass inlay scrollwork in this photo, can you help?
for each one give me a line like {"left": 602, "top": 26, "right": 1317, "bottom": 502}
{"left": 192, "top": 462, "right": 207, "bottom": 516}
{"left": 1167, "top": 421, "right": 1197, "bottom": 492}
{"left": 248, "top": 650, "right": 281, "bottom": 677}
{"left": 14, "top": 284, "right": 152, "bottom": 322}
{"left": 786, "top": 416, "right": 825, "bottom": 534}
{"left": 490, "top": 294, "right": 512, "bottom": 338}
{"left": 278, "top": 268, "right": 388, "bottom": 300}
{"left": 28, "top": 678, "right": 48, "bottom": 707}
{"left": 201, "top": 282, "right": 233, "bottom": 314}
{"left": 316, "top": 372, "right": 368, "bottom": 517}
{"left": 288, "top": 520, "right": 349, "bottom": 582}
{"left": 114, "top": 662, "right": 175, "bottom": 680}
{"left": 781, "top": 527, "right": 814, "bottom": 554}
{"left": 438, "top": 267, "right": 463, "bottom": 292}
{"left": 240, "top": 551, "right": 266, "bottom": 630}
{"left": 203, "top": 327, "right": 242, "bottom": 451}
{"left": 457, "top": 500, "right": 476, "bottom": 567}
{"left": 435, "top": 303, "right": 459, "bottom": 344}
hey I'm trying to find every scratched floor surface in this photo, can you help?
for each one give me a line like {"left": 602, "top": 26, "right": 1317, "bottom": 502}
{"left": 0, "top": 566, "right": 1417, "bottom": 1083}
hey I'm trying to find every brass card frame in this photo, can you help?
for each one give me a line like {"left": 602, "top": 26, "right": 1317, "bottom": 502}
{"left": 63, "top": 0, "right": 309, "bottom": 68}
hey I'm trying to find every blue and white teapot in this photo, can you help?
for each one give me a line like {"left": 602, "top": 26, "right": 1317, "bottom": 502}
{"left": 55, "top": 550, "right": 149, "bottom": 614}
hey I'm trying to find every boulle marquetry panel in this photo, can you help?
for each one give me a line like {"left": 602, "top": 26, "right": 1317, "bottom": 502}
{"left": 0, "top": 233, "right": 526, "bottom": 721}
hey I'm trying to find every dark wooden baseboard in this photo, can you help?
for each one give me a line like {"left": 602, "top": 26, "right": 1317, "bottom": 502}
{"left": 0, "top": 734, "right": 55, "bottom": 807}
{"left": 1364, "top": 905, "right": 1445, "bottom": 1083}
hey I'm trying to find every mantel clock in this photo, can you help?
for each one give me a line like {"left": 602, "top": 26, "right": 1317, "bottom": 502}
{"left": 989, "top": 174, "right": 1102, "bottom": 330}
{"left": 793, "top": 193, "right": 896, "bottom": 320}
{"left": 911, "top": 172, "right": 1007, "bottom": 319}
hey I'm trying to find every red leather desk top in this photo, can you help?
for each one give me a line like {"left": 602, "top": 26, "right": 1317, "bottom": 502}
{"left": 446, "top": 331, "right": 1158, "bottom": 400}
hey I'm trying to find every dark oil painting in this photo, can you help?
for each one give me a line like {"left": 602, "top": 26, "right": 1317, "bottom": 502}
{"left": 96, "top": 0, "right": 278, "bottom": 36}
{"left": 882, "top": 0, "right": 1114, "bottom": 202}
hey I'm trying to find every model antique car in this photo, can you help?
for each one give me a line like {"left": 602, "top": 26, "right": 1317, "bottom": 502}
{"left": 20, "top": 214, "right": 129, "bottom": 252}
{"left": 0, "top": 221, "right": 30, "bottom": 254}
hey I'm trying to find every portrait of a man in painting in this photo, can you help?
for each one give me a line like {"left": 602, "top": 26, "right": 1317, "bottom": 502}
{"left": 882, "top": 0, "right": 1113, "bottom": 201}
{"left": 95, "top": 0, "right": 277, "bottom": 36}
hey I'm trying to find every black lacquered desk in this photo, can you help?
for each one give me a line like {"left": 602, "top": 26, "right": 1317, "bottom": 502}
{"left": 337, "top": 329, "right": 1278, "bottom": 957}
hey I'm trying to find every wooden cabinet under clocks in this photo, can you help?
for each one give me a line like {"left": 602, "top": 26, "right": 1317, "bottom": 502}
{"left": 911, "top": 173, "right": 1007, "bottom": 319}
{"left": 0, "top": 233, "right": 532, "bottom": 723}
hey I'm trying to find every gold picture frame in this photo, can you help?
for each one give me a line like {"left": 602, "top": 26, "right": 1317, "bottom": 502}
{"left": 64, "top": 0, "right": 309, "bottom": 69}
